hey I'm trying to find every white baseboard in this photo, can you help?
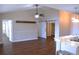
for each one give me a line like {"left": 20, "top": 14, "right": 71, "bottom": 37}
{"left": 10, "top": 38, "right": 38, "bottom": 43}
{"left": 0, "top": 38, "right": 38, "bottom": 44}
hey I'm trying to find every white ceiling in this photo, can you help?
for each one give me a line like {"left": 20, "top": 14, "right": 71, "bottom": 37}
{"left": 0, "top": 4, "right": 79, "bottom": 13}
{"left": 43, "top": 4, "right": 79, "bottom": 13}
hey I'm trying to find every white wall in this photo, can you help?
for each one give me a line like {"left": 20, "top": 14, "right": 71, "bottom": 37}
{"left": 13, "top": 21, "right": 38, "bottom": 42}
{"left": 1, "top": 10, "right": 34, "bottom": 21}
{"left": 38, "top": 22, "right": 46, "bottom": 38}
{"left": 71, "top": 22, "right": 79, "bottom": 35}
{"left": 41, "top": 22, "right": 46, "bottom": 38}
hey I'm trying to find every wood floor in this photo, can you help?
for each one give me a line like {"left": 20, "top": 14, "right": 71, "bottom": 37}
{"left": 0, "top": 36, "right": 56, "bottom": 55}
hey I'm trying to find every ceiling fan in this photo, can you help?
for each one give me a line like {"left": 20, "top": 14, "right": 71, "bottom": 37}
{"left": 34, "top": 4, "right": 45, "bottom": 18}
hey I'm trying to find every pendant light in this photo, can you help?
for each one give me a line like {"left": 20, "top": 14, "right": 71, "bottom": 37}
{"left": 35, "top": 4, "right": 39, "bottom": 18}
{"left": 72, "top": 7, "right": 79, "bottom": 23}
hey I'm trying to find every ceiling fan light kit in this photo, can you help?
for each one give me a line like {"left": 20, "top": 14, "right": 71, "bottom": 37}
{"left": 35, "top": 13, "right": 39, "bottom": 18}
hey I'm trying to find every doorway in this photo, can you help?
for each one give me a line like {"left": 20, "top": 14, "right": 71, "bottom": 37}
{"left": 46, "top": 21, "right": 55, "bottom": 39}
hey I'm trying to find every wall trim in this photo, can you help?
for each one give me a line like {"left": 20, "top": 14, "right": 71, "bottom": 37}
{"left": 10, "top": 38, "right": 38, "bottom": 43}
{"left": 16, "top": 21, "right": 36, "bottom": 23}
{"left": 0, "top": 38, "right": 38, "bottom": 44}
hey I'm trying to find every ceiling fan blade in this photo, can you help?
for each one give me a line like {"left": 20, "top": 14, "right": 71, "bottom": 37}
{"left": 39, "top": 14, "right": 44, "bottom": 17}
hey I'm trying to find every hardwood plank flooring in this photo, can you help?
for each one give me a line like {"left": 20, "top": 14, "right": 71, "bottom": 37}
{"left": 0, "top": 36, "right": 56, "bottom": 55}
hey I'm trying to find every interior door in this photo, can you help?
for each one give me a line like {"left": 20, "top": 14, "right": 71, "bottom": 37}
{"left": 46, "top": 21, "right": 55, "bottom": 39}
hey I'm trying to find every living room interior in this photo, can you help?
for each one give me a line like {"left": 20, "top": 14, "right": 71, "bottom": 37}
{"left": 0, "top": 4, "right": 79, "bottom": 55}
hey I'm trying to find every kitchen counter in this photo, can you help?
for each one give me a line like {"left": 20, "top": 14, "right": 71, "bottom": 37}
{"left": 60, "top": 35, "right": 79, "bottom": 47}
{"left": 59, "top": 35, "right": 79, "bottom": 55}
